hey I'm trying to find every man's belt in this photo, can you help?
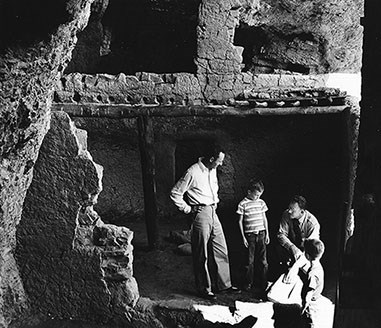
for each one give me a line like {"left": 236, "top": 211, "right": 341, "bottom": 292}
{"left": 191, "top": 204, "right": 217, "bottom": 213}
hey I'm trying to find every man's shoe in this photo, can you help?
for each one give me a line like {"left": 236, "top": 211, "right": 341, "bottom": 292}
{"left": 219, "top": 286, "right": 241, "bottom": 294}
{"left": 199, "top": 291, "right": 217, "bottom": 300}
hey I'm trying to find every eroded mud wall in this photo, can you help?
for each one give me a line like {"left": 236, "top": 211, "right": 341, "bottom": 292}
{"left": 16, "top": 112, "right": 139, "bottom": 323}
{"left": 0, "top": 0, "right": 94, "bottom": 326}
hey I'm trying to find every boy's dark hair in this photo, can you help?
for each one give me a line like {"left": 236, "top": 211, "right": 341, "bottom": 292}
{"left": 290, "top": 195, "right": 307, "bottom": 210}
{"left": 248, "top": 179, "right": 264, "bottom": 192}
{"left": 202, "top": 142, "right": 224, "bottom": 160}
{"left": 304, "top": 238, "right": 325, "bottom": 260}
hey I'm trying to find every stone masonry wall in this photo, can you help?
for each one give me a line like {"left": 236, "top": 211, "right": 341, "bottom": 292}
{"left": 0, "top": 1, "right": 95, "bottom": 327}
{"left": 55, "top": 72, "right": 204, "bottom": 105}
{"left": 196, "top": 0, "right": 362, "bottom": 101}
{"left": 56, "top": 0, "right": 363, "bottom": 103}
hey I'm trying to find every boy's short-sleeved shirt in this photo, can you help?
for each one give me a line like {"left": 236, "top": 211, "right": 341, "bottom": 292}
{"left": 237, "top": 197, "right": 268, "bottom": 233}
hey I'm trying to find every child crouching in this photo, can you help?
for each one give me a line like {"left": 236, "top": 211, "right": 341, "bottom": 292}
{"left": 301, "top": 238, "right": 325, "bottom": 328}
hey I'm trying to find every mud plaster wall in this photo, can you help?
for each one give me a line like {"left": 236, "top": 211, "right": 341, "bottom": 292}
{"left": 73, "top": 117, "right": 144, "bottom": 223}
{"left": 0, "top": 1, "right": 95, "bottom": 326}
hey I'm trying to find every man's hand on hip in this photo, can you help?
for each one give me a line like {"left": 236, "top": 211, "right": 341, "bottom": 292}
{"left": 191, "top": 205, "right": 206, "bottom": 214}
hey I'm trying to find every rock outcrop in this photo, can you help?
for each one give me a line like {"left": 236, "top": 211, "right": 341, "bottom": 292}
{"left": 0, "top": 1, "right": 95, "bottom": 326}
{"left": 16, "top": 112, "right": 139, "bottom": 323}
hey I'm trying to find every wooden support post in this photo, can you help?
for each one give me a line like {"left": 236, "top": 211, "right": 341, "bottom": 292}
{"left": 137, "top": 115, "right": 159, "bottom": 249}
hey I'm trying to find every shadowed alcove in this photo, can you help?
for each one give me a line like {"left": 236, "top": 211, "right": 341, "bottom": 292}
{"left": 65, "top": 0, "right": 200, "bottom": 74}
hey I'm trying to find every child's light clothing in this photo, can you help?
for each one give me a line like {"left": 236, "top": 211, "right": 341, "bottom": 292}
{"left": 237, "top": 197, "right": 268, "bottom": 290}
{"left": 301, "top": 261, "right": 324, "bottom": 327}
{"left": 236, "top": 197, "right": 268, "bottom": 233}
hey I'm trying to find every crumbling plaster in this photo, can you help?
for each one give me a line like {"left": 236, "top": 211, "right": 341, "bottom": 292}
{"left": 0, "top": 0, "right": 95, "bottom": 326}
{"left": 16, "top": 112, "right": 139, "bottom": 323}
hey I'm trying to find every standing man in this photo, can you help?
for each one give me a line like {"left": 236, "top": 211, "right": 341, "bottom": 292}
{"left": 277, "top": 195, "right": 320, "bottom": 268}
{"left": 170, "top": 143, "right": 239, "bottom": 300}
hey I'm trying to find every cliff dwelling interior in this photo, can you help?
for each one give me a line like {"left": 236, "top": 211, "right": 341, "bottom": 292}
{"left": 1, "top": 0, "right": 380, "bottom": 328}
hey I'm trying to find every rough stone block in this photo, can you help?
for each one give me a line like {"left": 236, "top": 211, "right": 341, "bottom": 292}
{"left": 108, "top": 278, "right": 139, "bottom": 308}
{"left": 242, "top": 72, "right": 253, "bottom": 84}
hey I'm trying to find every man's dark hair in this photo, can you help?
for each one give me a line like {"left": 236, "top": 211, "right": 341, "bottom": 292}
{"left": 290, "top": 195, "right": 307, "bottom": 210}
{"left": 248, "top": 179, "right": 264, "bottom": 192}
{"left": 202, "top": 142, "right": 224, "bottom": 160}
{"left": 304, "top": 238, "right": 325, "bottom": 260}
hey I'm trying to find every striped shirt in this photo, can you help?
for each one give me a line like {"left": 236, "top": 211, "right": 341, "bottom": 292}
{"left": 236, "top": 197, "right": 268, "bottom": 233}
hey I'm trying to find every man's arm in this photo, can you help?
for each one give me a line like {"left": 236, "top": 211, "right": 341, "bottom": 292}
{"left": 277, "top": 213, "right": 303, "bottom": 260}
{"left": 302, "top": 289, "right": 314, "bottom": 314}
{"left": 282, "top": 254, "right": 309, "bottom": 283}
{"left": 170, "top": 171, "right": 193, "bottom": 214}
{"left": 305, "top": 214, "right": 320, "bottom": 240}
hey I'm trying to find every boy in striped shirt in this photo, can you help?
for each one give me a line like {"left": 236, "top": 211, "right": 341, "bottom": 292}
{"left": 237, "top": 179, "right": 269, "bottom": 297}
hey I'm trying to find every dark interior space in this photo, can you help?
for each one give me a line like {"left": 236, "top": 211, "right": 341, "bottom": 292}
{"left": 65, "top": 0, "right": 200, "bottom": 74}
{"left": 234, "top": 25, "right": 311, "bottom": 74}
{"left": 0, "top": 0, "right": 70, "bottom": 52}
{"left": 73, "top": 117, "right": 144, "bottom": 223}
{"left": 75, "top": 112, "right": 347, "bottom": 302}
{"left": 234, "top": 25, "right": 271, "bottom": 74}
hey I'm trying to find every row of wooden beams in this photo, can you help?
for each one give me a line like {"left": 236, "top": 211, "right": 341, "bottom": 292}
{"left": 52, "top": 103, "right": 347, "bottom": 118}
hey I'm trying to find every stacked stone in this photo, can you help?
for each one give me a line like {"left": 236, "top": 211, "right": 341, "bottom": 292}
{"left": 231, "top": 87, "right": 348, "bottom": 107}
{"left": 55, "top": 72, "right": 204, "bottom": 106}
